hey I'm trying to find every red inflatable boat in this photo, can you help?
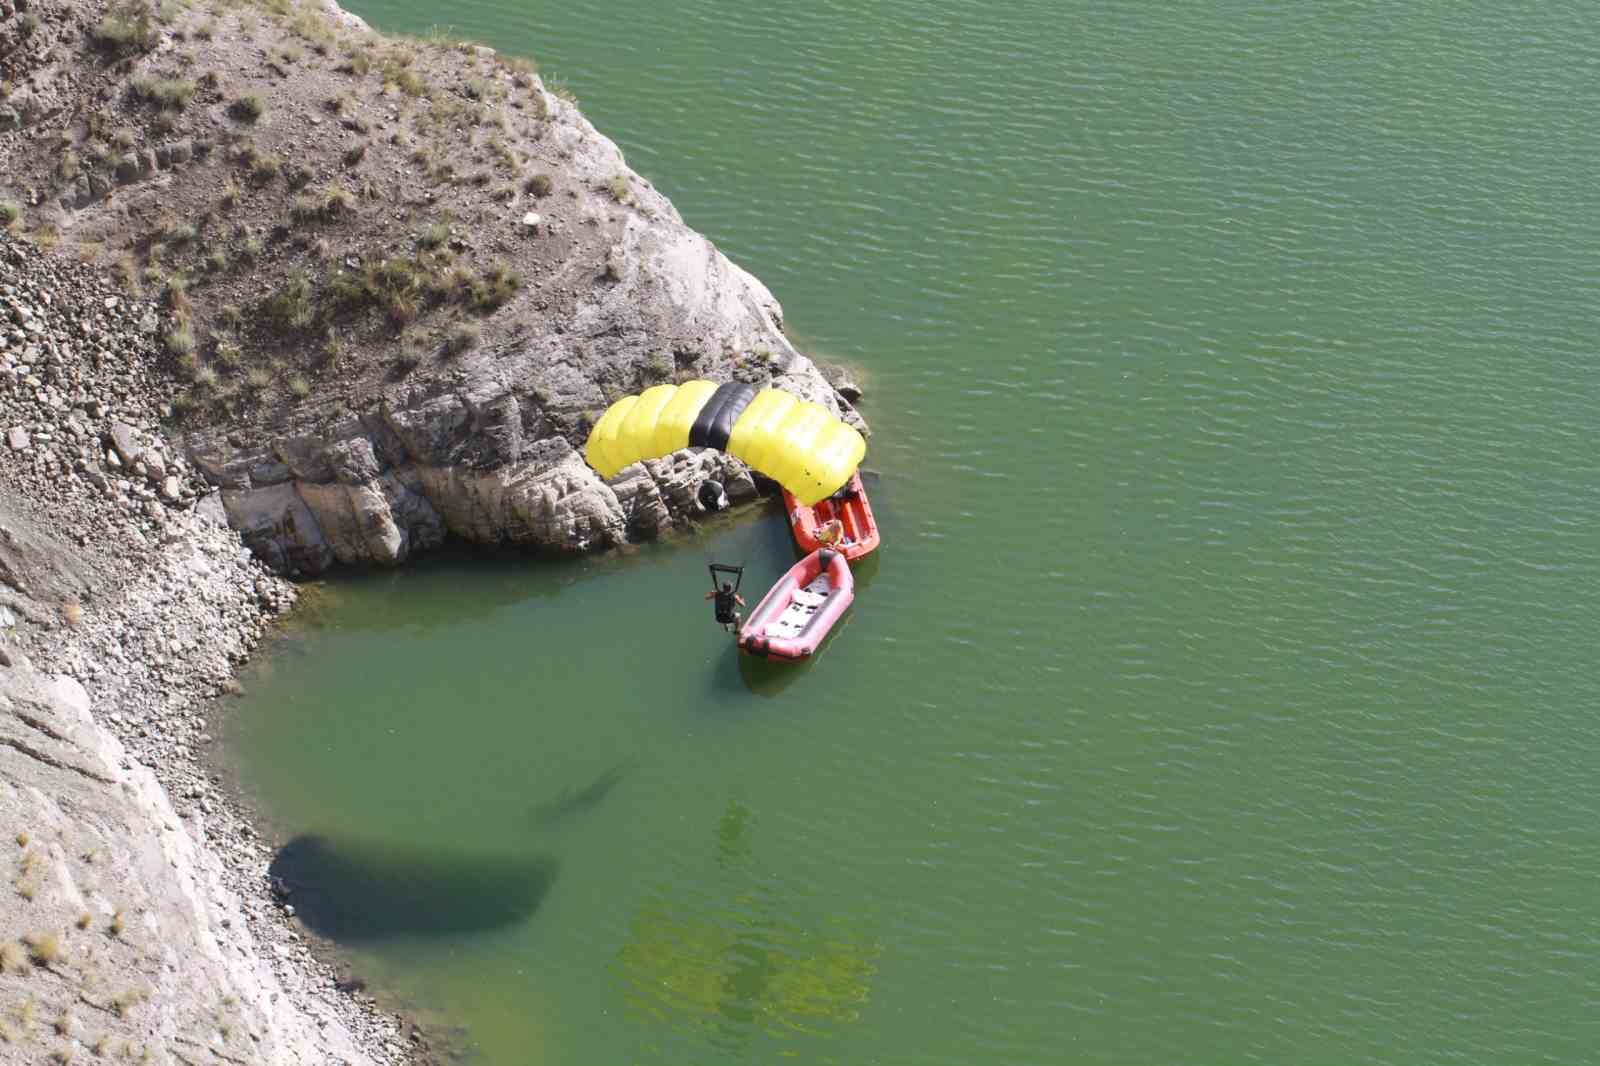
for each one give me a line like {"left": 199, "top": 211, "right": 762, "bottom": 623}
{"left": 737, "top": 549, "right": 855, "bottom": 661}
{"left": 783, "top": 471, "right": 880, "bottom": 561}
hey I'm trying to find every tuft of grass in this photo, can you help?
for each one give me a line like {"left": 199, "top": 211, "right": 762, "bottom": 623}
{"left": 606, "top": 174, "right": 631, "bottom": 203}
{"left": 110, "top": 988, "right": 147, "bottom": 1018}
{"left": 90, "top": 6, "right": 159, "bottom": 56}
{"left": 524, "top": 172, "right": 552, "bottom": 197}
{"left": 384, "top": 64, "right": 428, "bottom": 97}
{"left": 0, "top": 203, "right": 19, "bottom": 229}
{"left": 343, "top": 141, "right": 367, "bottom": 167}
{"left": 285, "top": 163, "right": 315, "bottom": 191}
{"left": 337, "top": 45, "right": 372, "bottom": 77}
{"left": 263, "top": 270, "right": 317, "bottom": 330}
{"left": 0, "top": 941, "right": 30, "bottom": 976}
{"left": 220, "top": 180, "right": 242, "bottom": 209}
{"left": 228, "top": 93, "right": 266, "bottom": 123}
{"left": 321, "top": 326, "right": 347, "bottom": 366}
{"left": 470, "top": 262, "right": 521, "bottom": 310}
{"left": 195, "top": 20, "right": 215, "bottom": 40}
{"left": 58, "top": 150, "right": 81, "bottom": 181}
{"left": 23, "top": 932, "right": 61, "bottom": 967}
{"left": 75, "top": 912, "right": 92, "bottom": 931}
{"left": 290, "top": 184, "right": 354, "bottom": 224}
{"left": 442, "top": 321, "right": 480, "bottom": 356}
{"left": 165, "top": 321, "right": 197, "bottom": 358}
{"left": 244, "top": 368, "right": 272, "bottom": 391}
{"left": 157, "top": 217, "right": 198, "bottom": 245}
{"left": 287, "top": 374, "right": 311, "bottom": 398}
{"left": 129, "top": 77, "right": 196, "bottom": 111}
{"left": 108, "top": 910, "right": 125, "bottom": 938}
{"left": 248, "top": 152, "right": 282, "bottom": 186}
{"left": 418, "top": 223, "right": 449, "bottom": 249}
{"left": 15, "top": 832, "right": 29, "bottom": 847}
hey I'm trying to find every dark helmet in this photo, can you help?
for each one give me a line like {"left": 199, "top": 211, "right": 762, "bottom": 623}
{"left": 697, "top": 479, "right": 729, "bottom": 512}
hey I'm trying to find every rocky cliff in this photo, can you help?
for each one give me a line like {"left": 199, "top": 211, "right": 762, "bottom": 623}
{"left": 1, "top": 0, "right": 866, "bottom": 576}
{"left": 0, "top": 233, "right": 411, "bottom": 1063}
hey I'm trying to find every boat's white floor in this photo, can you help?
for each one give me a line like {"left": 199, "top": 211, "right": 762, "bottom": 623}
{"left": 765, "top": 575, "right": 833, "bottom": 638}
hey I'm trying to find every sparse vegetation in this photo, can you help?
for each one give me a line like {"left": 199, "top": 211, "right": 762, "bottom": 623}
{"left": 443, "top": 321, "right": 480, "bottom": 356}
{"left": 108, "top": 910, "right": 126, "bottom": 938}
{"left": 0, "top": 203, "right": 18, "bottom": 229}
{"left": 110, "top": 987, "right": 147, "bottom": 1018}
{"left": 287, "top": 374, "right": 311, "bottom": 398}
{"left": 165, "top": 321, "right": 197, "bottom": 358}
{"left": 290, "top": 184, "right": 354, "bottom": 224}
{"left": 90, "top": 4, "right": 160, "bottom": 56}
{"left": 263, "top": 270, "right": 316, "bottom": 330}
{"left": 24, "top": 931, "right": 61, "bottom": 967}
{"left": 76, "top": 912, "right": 92, "bottom": 930}
{"left": 248, "top": 151, "right": 282, "bottom": 186}
{"left": 129, "top": 77, "right": 196, "bottom": 111}
{"left": 525, "top": 172, "right": 553, "bottom": 197}
{"left": 606, "top": 174, "right": 632, "bottom": 203}
{"left": 229, "top": 93, "right": 266, "bottom": 123}
{"left": 0, "top": 941, "right": 30, "bottom": 976}
{"left": 418, "top": 223, "right": 449, "bottom": 249}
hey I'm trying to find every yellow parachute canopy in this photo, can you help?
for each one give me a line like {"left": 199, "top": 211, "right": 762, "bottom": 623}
{"left": 584, "top": 380, "right": 865, "bottom": 505}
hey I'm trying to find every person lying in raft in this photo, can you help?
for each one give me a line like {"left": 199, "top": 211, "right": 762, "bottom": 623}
{"left": 817, "top": 518, "right": 848, "bottom": 549}
{"left": 706, "top": 581, "right": 747, "bottom": 632}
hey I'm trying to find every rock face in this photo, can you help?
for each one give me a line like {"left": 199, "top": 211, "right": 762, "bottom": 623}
{"left": 184, "top": 100, "right": 863, "bottom": 574}
{"left": 0, "top": 232, "right": 410, "bottom": 1064}
{"left": 0, "top": 656, "right": 374, "bottom": 1064}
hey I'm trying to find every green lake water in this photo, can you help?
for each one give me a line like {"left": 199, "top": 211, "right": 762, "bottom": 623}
{"left": 227, "top": 2, "right": 1600, "bottom": 1062}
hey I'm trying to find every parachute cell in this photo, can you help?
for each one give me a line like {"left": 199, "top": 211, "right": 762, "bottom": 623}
{"left": 583, "top": 380, "right": 865, "bottom": 505}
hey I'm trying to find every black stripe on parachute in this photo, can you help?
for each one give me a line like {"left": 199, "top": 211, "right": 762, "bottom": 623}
{"left": 689, "top": 381, "right": 758, "bottom": 451}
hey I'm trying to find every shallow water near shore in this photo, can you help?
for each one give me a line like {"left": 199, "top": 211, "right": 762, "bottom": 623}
{"left": 230, "top": 1, "right": 1600, "bottom": 1062}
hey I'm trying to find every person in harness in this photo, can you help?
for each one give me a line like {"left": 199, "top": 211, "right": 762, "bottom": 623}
{"left": 706, "top": 563, "right": 746, "bottom": 633}
{"left": 706, "top": 581, "right": 746, "bottom": 632}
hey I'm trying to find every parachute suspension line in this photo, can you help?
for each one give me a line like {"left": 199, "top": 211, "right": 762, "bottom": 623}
{"left": 708, "top": 563, "right": 745, "bottom": 595}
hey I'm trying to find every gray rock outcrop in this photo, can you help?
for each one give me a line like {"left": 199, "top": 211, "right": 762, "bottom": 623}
{"left": 185, "top": 95, "right": 863, "bottom": 575}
